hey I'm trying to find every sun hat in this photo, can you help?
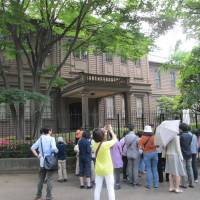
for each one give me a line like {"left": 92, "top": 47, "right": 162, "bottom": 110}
{"left": 144, "top": 125, "right": 153, "bottom": 133}
{"left": 57, "top": 136, "right": 64, "bottom": 143}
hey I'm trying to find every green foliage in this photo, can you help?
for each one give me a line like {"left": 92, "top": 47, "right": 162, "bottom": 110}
{"left": 52, "top": 77, "right": 67, "bottom": 88}
{"left": 157, "top": 96, "right": 183, "bottom": 112}
{"left": 0, "top": 0, "right": 176, "bottom": 66}
{"left": 0, "top": 143, "right": 76, "bottom": 158}
{"left": 0, "top": 89, "right": 48, "bottom": 104}
{"left": 163, "top": 46, "right": 200, "bottom": 112}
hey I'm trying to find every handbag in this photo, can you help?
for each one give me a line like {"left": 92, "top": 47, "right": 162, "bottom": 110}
{"left": 95, "top": 142, "right": 103, "bottom": 158}
{"left": 40, "top": 137, "right": 58, "bottom": 171}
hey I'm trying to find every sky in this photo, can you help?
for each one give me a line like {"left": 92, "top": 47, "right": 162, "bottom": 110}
{"left": 148, "top": 25, "right": 197, "bottom": 63}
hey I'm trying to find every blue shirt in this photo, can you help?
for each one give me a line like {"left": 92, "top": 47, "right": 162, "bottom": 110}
{"left": 78, "top": 138, "right": 91, "bottom": 161}
{"left": 189, "top": 132, "right": 198, "bottom": 154}
{"left": 57, "top": 143, "right": 67, "bottom": 160}
{"left": 31, "top": 135, "right": 58, "bottom": 167}
{"left": 180, "top": 132, "right": 192, "bottom": 159}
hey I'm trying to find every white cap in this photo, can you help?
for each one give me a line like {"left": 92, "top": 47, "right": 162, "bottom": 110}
{"left": 57, "top": 136, "right": 64, "bottom": 143}
{"left": 144, "top": 125, "right": 152, "bottom": 133}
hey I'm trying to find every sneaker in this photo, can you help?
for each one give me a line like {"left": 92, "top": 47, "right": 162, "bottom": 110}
{"left": 114, "top": 185, "right": 121, "bottom": 190}
{"left": 180, "top": 185, "right": 187, "bottom": 189}
{"left": 80, "top": 185, "right": 85, "bottom": 189}
{"left": 145, "top": 186, "right": 151, "bottom": 191}
{"left": 87, "top": 186, "right": 93, "bottom": 189}
{"left": 189, "top": 185, "right": 195, "bottom": 188}
{"left": 195, "top": 180, "right": 198, "bottom": 183}
{"left": 154, "top": 187, "right": 158, "bottom": 192}
{"left": 175, "top": 189, "right": 183, "bottom": 193}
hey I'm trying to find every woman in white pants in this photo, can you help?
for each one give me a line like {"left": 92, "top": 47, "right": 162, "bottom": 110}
{"left": 92, "top": 125, "right": 117, "bottom": 200}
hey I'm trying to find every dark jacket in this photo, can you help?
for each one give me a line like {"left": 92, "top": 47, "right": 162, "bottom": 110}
{"left": 57, "top": 143, "right": 67, "bottom": 160}
{"left": 180, "top": 132, "right": 192, "bottom": 160}
{"left": 78, "top": 138, "right": 91, "bottom": 161}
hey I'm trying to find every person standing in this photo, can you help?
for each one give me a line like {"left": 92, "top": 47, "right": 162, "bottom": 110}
{"left": 110, "top": 137, "right": 123, "bottom": 190}
{"left": 179, "top": 123, "right": 195, "bottom": 188}
{"left": 125, "top": 125, "right": 140, "bottom": 186}
{"left": 31, "top": 128, "right": 58, "bottom": 200}
{"left": 92, "top": 125, "right": 117, "bottom": 200}
{"left": 74, "top": 129, "right": 83, "bottom": 176}
{"left": 119, "top": 131, "right": 128, "bottom": 181}
{"left": 78, "top": 130, "right": 92, "bottom": 189}
{"left": 139, "top": 125, "right": 158, "bottom": 190}
{"left": 165, "top": 134, "right": 185, "bottom": 193}
{"left": 189, "top": 129, "right": 199, "bottom": 183}
{"left": 57, "top": 136, "right": 68, "bottom": 182}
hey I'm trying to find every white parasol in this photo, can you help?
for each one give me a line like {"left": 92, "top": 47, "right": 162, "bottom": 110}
{"left": 155, "top": 120, "right": 180, "bottom": 147}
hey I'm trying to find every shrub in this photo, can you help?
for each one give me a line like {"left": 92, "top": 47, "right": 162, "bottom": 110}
{"left": 0, "top": 143, "right": 76, "bottom": 158}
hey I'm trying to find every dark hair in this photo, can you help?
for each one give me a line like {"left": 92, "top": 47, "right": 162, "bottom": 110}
{"left": 136, "top": 130, "right": 143, "bottom": 138}
{"left": 127, "top": 124, "right": 134, "bottom": 131}
{"left": 192, "top": 129, "right": 200, "bottom": 136}
{"left": 123, "top": 131, "right": 128, "bottom": 137}
{"left": 179, "top": 123, "right": 188, "bottom": 132}
{"left": 93, "top": 128, "right": 105, "bottom": 143}
{"left": 82, "top": 130, "right": 91, "bottom": 139}
{"left": 40, "top": 128, "right": 50, "bottom": 135}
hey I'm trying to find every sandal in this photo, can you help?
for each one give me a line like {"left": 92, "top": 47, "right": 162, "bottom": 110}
{"left": 175, "top": 189, "right": 183, "bottom": 193}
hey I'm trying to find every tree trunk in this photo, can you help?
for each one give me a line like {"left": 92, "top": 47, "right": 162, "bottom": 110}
{"left": 18, "top": 103, "right": 25, "bottom": 140}
{"left": 32, "top": 101, "right": 46, "bottom": 138}
{"left": 9, "top": 103, "right": 20, "bottom": 140}
{"left": 31, "top": 73, "right": 45, "bottom": 138}
{"left": 13, "top": 31, "right": 25, "bottom": 140}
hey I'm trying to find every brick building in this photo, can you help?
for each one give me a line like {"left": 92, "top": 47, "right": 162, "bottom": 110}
{"left": 0, "top": 44, "right": 179, "bottom": 132}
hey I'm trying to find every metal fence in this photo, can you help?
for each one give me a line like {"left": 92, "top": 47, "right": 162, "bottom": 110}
{"left": 0, "top": 111, "right": 200, "bottom": 158}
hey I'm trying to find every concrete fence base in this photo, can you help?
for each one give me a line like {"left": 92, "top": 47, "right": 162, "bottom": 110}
{"left": 0, "top": 157, "right": 76, "bottom": 174}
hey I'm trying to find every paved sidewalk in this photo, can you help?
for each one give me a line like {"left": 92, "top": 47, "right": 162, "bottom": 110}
{"left": 0, "top": 173, "right": 199, "bottom": 200}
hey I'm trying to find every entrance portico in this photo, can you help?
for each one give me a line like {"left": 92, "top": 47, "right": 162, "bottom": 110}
{"left": 62, "top": 73, "right": 131, "bottom": 129}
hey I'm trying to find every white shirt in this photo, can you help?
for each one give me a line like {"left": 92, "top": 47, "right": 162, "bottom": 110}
{"left": 31, "top": 134, "right": 58, "bottom": 167}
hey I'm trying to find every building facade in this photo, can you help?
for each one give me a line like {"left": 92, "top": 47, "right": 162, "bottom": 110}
{"left": 0, "top": 45, "right": 179, "bottom": 133}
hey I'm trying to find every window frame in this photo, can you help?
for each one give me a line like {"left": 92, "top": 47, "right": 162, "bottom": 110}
{"left": 73, "top": 49, "right": 88, "bottom": 60}
{"left": 155, "top": 70, "right": 161, "bottom": 88}
{"left": 105, "top": 96, "right": 115, "bottom": 119}
{"left": 0, "top": 103, "right": 7, "bottom": 120}
{"left": 42, "top": 99, "right": 53, "bottom": 119}
{"left": 121, "top": 96, "right": 125, "bottom": 119}
{"left": 105, "top": 53, "right": 113, "bottom": 63}
{"left": 170, "top": 71, "right": 176, "bottom": 88}
{"left": 134, "top": 60, "right": 141, "bottom": 68}
{"left": 136, "top": 97, "right": 143, "bottom": 118}
{"left": 121, "top": 56, "right": 127, "bottom": 64}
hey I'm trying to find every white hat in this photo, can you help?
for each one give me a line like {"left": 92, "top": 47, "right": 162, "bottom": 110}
{"left": 144, "top": 125, "right": 152, "bottom": 133}
{"left": 57, "top": 136, "right": 64, "bottom": 143}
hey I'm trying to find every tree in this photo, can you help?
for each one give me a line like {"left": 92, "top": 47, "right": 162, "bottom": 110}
{"left": 163, "top": 47, "right": 200, "bottom": 112}
{"left": 0, "top": 0, "right": 176, "bottom": 137}
{"left": 157, "top": 95, "right": 183, "bottom": 113}
{"left": 160, "top": 0, "right": 200, "bottom": 113}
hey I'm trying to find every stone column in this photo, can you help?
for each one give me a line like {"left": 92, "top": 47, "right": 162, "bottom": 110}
{"left": 81, "top": 93, "right": 89, "bottom": 129}
{"left": 123, "top": 92, "right": 132, "bottom": 127}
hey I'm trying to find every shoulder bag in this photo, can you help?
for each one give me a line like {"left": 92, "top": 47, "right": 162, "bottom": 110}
{"left": 41, "top": 137, "right": 58, "bottom": 171}
{"left": 95, "top": 142, "right": 103, "bottom": 158}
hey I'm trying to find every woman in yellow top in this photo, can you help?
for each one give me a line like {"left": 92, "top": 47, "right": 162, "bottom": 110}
{"left": 92, "top": 125, "right": 117, "bottom": 200}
